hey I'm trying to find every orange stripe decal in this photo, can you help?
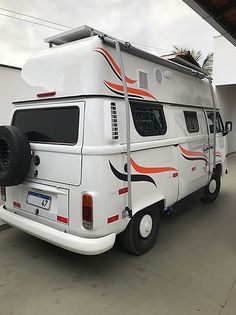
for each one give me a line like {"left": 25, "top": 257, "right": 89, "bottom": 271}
{"left": 179, "top": 145, "right": 208, "bottom": 159}
{"left": 94, "top": 47, "right": 136, "bottom": 84}
{"left": 104, "top": 81, "right": 157, "bottom": 100}
{"left": 130, "top": 158, "right": 177, "bottom": 174}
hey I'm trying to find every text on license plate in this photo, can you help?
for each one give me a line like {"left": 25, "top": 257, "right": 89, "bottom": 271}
{"left": 26, "top": 191, "right": 52, "bottom": 210}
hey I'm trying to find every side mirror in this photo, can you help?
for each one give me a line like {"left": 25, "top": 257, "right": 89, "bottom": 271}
{"left": 225, "top": 121, "right": 232, "bottom": 133}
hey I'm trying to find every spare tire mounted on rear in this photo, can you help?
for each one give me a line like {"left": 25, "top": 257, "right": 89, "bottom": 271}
{"left": 0, "top": 126, "right": 31, "bottom": 186}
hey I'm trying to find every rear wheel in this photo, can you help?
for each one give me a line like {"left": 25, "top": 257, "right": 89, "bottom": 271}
{"left": 202, "top": 169, "right": 221, "bottom": 203}
{"left": 119, "top": 205, "right": 160, "bottom": 255}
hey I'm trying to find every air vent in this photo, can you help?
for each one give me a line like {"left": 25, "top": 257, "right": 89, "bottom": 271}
{"left": 138, "top": 71, "right": 148, "bottom": 89}
{"left": 155, "top": 68, "right": 163, "bottom": 85}
{"left": 111, "top": 103, "right": 119, "bottom": 140}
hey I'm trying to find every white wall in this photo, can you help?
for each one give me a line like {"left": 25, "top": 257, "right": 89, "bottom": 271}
{"left": 0, "top": 65, "right": 21, "bottom": 225}
{"left": 213, "top": 36, "right": 236, "bottom": 154}
{"left": 214, "top": 36, "right": 236, "bottom": 86}
{"left": 0, "top": 65, "right": 21, "bottom": 125}
{"left": 216, "top": 85, "right": 236, "bottom": 154}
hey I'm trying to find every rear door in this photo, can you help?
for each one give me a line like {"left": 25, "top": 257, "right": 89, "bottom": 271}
{"left": 12, "top": 101, "right": 84, "bottom": 186}
{"left": 10, "top": 101, "right": 84, "bottom": 224}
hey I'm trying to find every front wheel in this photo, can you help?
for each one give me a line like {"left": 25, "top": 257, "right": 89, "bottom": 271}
{"left": 119, "top": 205, "right": 160, "bottom": 255}
{"left": 202, "top": 169, "right": 221, "bottom": 203}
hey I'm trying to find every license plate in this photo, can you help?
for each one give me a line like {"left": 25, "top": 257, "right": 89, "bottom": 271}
{"left": 26, "top": 191, "right": 52, "bottom": 210}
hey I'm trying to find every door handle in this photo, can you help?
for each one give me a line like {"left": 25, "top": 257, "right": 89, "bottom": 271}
{"left": 203, "top": 146, "right": 209, "bottom": 152}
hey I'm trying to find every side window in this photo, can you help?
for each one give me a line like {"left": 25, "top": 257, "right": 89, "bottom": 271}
{"left": 184, "top": 111, "right": 199, "bottom": 133}
{"left": 130, "top": 102, "right": 166, "bottom": 137}
{"left": 207, "top": 112, "right": 224, "bottom": 133}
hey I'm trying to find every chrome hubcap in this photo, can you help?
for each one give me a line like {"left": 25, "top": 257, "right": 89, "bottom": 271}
{"left": 139, "top": 214, "right": 153, "bottom": 238}
{"left": 209, "top": 179, "right": 217, "bottom": 194}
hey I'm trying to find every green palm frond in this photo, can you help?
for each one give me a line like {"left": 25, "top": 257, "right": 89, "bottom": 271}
{"left": 172, "top": 45, "right": 213, "bottom": 77}
{"left": 202, "top": 52, "right": 214, "bottom": 76}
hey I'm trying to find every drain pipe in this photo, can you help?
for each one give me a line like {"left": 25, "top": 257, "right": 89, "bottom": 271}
{"left": 115, "top": 41, "right": 133, "bottom": 218}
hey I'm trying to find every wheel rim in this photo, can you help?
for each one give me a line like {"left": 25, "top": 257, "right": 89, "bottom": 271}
{"left": 0, "top": 139, "right": 10, "bottom": 172}
{"left": 139, "top": 214, "right": 153, "bottom": 238}
{"left": 209, "top": 179, "right": 217, "bottom": 194}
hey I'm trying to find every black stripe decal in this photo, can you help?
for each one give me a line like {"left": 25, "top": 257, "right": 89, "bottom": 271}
{"left": 109, "top": 161, "right": 157, "bottom": 187}
{"left": 104, "top": 82, "right": 143, "bottom": 99}
{"left": 181, "top": 154, "right": 208, "bottom": 163}
{"left": 95, "top": 50, "right": 122, "bottom": 81}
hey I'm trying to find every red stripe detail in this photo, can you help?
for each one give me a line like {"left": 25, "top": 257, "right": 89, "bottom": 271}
{"left": 13, "top": 201, "right": 21, "bottom": 208}
{"left": 94, "top": 47, "right": 136, "bottom": 84}
{"left": 104, "top": 81, "right": 157, "bottom": 101}
{"left": 179, "top": 145, "right": 208, "bottom": 159}
{"left": 107, "top": 214, "right": 119, "bottom": 224}
{"left": 119, "top": 187, "right": 128, "bottom": 195}
{"left": 37, "top": 91, "right": 56, "bottom": 98}
{"left": 57, "top": 216, "right": 68, "bottom": 224}
{"left": 130, "top": 158, "right": 177, "bottom": 174}
{"left": 173, "top": 172, "right": 178, "bottom": 178}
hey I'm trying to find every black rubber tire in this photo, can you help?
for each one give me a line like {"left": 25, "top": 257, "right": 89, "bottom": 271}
{"left": 202, "top": 169, "right": 221, "bottom": 203}
{"left": 119, "top": 205, "right": 160, "bottom": 255}
{"left": 0, "top": 126, "right": 31, "bottom": 186}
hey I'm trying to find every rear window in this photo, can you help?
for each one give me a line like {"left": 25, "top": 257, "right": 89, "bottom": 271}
{"left": 12, "top": 106, "right": 79, "bottom": 145}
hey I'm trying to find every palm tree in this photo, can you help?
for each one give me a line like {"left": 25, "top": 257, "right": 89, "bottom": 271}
{"left": 172, "top": 45, "right": 213, "bottom": 77}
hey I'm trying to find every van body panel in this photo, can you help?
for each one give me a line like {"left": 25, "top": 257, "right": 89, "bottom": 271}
{"left": 0, "top": 29, "right": 229, "bottom": 255}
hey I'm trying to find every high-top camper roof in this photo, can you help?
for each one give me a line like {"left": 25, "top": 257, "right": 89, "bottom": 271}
{"left": 45, "top": 25, "right": 208, "bottom": 78}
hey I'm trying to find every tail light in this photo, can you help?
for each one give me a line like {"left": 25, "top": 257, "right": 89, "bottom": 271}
{"left": 82, "top": 193, "right": 93, "bottom": 229}
{"left": 1, "top": 186, "right": 6, "bottom": 202}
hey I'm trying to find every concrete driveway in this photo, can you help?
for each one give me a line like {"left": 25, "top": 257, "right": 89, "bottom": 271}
{"left": 0, "top": 155, "right": 236, "bottom": 315}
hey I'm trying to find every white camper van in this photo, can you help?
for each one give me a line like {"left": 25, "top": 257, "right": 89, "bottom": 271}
{"left": 0, "top": 26, "right": 232, "bottom": 255}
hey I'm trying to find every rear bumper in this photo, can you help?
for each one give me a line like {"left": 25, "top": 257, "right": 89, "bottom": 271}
{"left": 0, "top": 206, "right": 116, "bottom": 255}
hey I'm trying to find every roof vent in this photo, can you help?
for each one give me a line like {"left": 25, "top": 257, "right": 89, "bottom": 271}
{"left": 111, "top": 102, "right": 119, "bottom": 140}
{"left": 138, "top": 71, "right": 148, "bottom": 89}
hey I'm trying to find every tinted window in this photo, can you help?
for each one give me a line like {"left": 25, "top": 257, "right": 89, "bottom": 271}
{"left": 207, "top": 111, "right": 224, "bottom": 133}
{"left": 12, "top": 106, "right": 79, "bottom": 144}
{"left": 184, "top": 111, "right": 199, "bottom": 133}
{"left": 130, "top": 102, "right": 166, "bottom": 137}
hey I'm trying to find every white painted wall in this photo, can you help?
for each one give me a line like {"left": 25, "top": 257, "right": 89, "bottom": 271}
{"left": 213, "top": 36, "right": 236, "bottom": 154}
{"left": 216, "top": 85, "right": 236, "bottom": 154}
{"left": 0, "top": 65, "right": 21, "bottom": 125}
{"left": 214, "top": 36, "right": 236, "bottom": 86}
{"left": 0, "top": 65, "right": 21, "bottom": 225}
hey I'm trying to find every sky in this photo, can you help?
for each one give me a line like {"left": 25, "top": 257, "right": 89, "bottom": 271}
{"left": 0, "top": 0, "right": 218, "bottom": 68}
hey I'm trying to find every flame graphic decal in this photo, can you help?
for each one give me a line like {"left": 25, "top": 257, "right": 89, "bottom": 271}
{"left": 94, "top": 47, "right": 136, "bottom": 84}
{"left": 94, "top": 47, "right": 157, "bottom": 101}
{"left": 179, "top": 145, "right": 208, "bottom": 163}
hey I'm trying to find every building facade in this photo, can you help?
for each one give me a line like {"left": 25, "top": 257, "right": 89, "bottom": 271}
{"left": 0, "top": 64, "right": 21, "bottom": 225}
{"left": 213, "top": 36, "right": 236, "bottom": 155}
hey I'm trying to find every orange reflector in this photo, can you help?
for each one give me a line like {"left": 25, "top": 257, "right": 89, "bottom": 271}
{"left": 173, "top": 172, "right": 178, "bottom": 178}
{"left": 82, "top": 193, "right": 93, "bottom": 229}
{"left": 57, "top": 216, "right": 68, "bottom": 224}
{"left": 13, "top": 201, "right": 21, "bottom": 208}
{"left": 37, "top": 91, "right": 56, "bottom": 98}
{"left": 107, "top": 215, "right": 119, "bottom": 224}
{"left": 119, "top": 187, "right": 128, "bottom": 195}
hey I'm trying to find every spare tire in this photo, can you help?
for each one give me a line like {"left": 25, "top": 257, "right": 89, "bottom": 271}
{"left": 0, "top": 126, "right": 31, "bottom": 186}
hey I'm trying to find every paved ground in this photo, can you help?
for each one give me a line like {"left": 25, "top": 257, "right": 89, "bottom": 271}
{"left": 0, "top": 155, "right": 236, "bottom": 315}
